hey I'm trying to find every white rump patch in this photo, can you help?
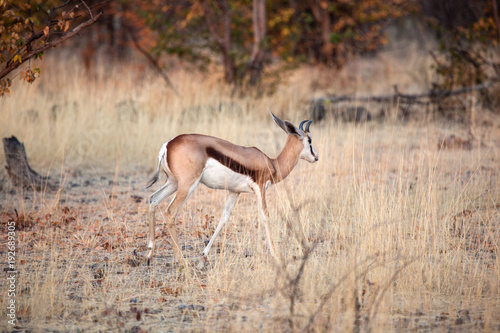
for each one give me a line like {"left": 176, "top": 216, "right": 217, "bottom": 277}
{"left": 157, "top": 140, "right": 174, "bottom": 175}
{"left": 158, "top": 141, "right": 168, "bottom": 163}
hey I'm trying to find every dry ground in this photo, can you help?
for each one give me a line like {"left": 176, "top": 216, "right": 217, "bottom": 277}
{"left": 0, "top": 51, "right": 500, "bottom": 332}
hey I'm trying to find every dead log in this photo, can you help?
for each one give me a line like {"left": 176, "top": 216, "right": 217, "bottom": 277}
{"left": 2, "top": 136, "right": 58, "bottom": 191}
{"left": 312, "top": 82, "right": 495, "bottom": 106}
{"left": 310, "top": 82, "right": 496, "bottom": 120}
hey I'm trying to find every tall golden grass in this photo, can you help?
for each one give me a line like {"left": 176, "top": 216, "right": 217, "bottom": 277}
{"left": 0, "top": 50, "right": 499, "bottom": 331}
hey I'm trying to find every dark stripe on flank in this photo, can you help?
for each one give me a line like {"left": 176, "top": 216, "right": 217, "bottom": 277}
{"left": 206, "top": 147, "right": 259, "bottom": 181}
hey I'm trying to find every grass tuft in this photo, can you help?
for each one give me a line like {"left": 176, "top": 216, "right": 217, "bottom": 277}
{"left": 0, "top": 51, "right": 499, "bottom": 331}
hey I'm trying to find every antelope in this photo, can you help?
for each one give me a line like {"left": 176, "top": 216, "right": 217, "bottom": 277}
{"left": 145, "top": 111, "right": 318, "bottom": 265}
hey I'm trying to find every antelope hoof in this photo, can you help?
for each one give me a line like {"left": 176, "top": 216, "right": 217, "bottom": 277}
{"left": 197, "top": 256, "right": 209, "bottom": 270}
{"left": 146, "top": 247, "right": 154, "bottom": 266}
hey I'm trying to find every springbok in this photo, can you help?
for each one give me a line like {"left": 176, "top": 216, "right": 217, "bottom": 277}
{"left": 145, "top": 111, "right": 318, "bottom": 265}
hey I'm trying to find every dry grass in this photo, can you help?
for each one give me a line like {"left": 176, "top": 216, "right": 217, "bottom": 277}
{"left": 0, "top": 50, "right": 499, "bottom": 332}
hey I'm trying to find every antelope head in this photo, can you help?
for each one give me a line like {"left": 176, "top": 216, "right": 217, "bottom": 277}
{"left": 270, "top": 111, "right": 319, "bottom": 163}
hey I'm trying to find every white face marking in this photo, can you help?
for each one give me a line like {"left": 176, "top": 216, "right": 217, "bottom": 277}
{"left": 300, "top": 134, "right": 319, "bottom": 163}
{"left": 201, "top": 158, "right": 253, "bottom": 193}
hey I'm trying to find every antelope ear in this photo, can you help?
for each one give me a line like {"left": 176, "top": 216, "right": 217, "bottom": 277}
{"left": 283, "top": 120, "right": 304, "bottom": 139}
{"left": 269, "top": 110, "right": 288, "bottom": 133}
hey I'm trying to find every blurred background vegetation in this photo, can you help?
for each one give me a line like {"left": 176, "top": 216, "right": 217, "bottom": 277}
{"left": 1, "top": 0, "right": 499, "bottom": 96}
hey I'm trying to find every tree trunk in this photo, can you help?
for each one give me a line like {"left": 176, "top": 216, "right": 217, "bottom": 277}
{"left": 201, "top": 0, "right": 236, "bottom": 83}
{"left": 2, "top": 136, "right": 57, "bottom": 191}
{"left": 310, "top": 0, "right": 333, "bottom": 65}
{"left": 492, "top": 0, "right": 500, "bottom": 40}
{"left": 247, "top": 0, "right": 267, "bottom": 85}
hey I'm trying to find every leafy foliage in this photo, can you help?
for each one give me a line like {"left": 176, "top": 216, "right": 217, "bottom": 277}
{"left": 0, "top": 0, "right": 102, "bottom": 96}
{"left": 269, "top": 0, "right": 413, "bottom": 66}
{"left": 143, "top": 1, "right": 213, "bottom": 69}
{"left": 137, "top": 0, "right": 413, "bottom": 86}
{"left": 1, "top": 0, "right": 499, "bottom": 92}
{"left": 421, "top": 0, "right": 500, "bottom": 90}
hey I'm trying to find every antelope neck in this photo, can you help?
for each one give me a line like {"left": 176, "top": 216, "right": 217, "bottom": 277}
{"left": 271, "top": 134, "right": 302, "bottom": 183}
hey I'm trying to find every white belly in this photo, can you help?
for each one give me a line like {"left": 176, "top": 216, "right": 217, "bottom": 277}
{"left": 201, "top": 158, "right": 253, "bottom": 193}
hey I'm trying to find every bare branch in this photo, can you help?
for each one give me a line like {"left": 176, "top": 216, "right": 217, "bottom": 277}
{"left": 127, "top": 29, "right": 181, "bottom": 97}
{"left": 80, "top": 0, "right": 93, "bottom": 19}
{"left": 0, "top": 12, "right": 103, "bottom": 81}
{"left": 52, "top": 0, "right": 72, "bottom": 12}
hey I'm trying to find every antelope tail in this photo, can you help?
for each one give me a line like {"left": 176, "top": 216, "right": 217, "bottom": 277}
{"left": 145, "top": 164, "right": 160, "bottom": 189}
{"left": 146, "top": 142, "right": 168, "bottom": 189}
